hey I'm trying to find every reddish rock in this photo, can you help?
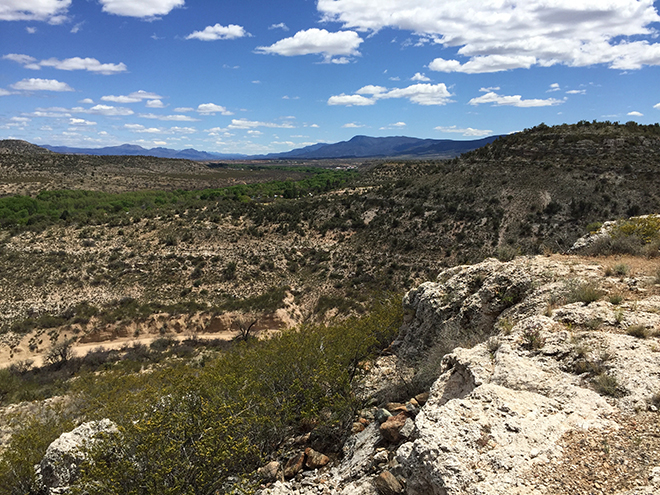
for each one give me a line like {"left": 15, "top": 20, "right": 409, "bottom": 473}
{"left": 379, "top": 413, "right": 408, "bottom": 443}
{"left": 414, "top": 392, "right": 429, "bottom": 406}
{"left": 283, "top": 452, "right": 305, "bottom": 479}
{"left": 304, "top": 448, "right": 330, "bottom": 469}
{"left": 373, "top": 470, "right": 404, "bottom": 495}
{"left": 352, "top": 422, "right": 366, "bottom": 434}
{"left": 386, "top": 402, "right": 406, "bottom": 413}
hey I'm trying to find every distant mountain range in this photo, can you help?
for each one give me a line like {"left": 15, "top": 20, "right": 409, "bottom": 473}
{"left": 41, "top": 144, "right": 246, "bottom": 161}
{"left": 40, "top": 135, "right": 501, "bottom": 161}
{"left": 257, "top": 135, "right": 501, "bottom": 159}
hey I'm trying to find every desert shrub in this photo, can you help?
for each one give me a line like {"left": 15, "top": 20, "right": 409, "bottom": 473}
{"left": 626, "top": 324, "right": 648, "bottom": 339}
{"left": 605, "top": 263, "right": 629, "bottom": 277}
{"left": 585, "top": 222, "right": 602, "bottom": 233}
{"left": 584, "top": 235, "right": 646, "bottom": 256}
{"left": 44, "top": 338, "right": 75, "bottom": 367}
{"left": 495, "top": 245, "right": 519, "bottom": 262}
{"left": 497, "top": 317, "right": 515, "bottom": 335}
{"left": 566, "top": 280, "right": 602, "bottom": 304}
{"left": 315, "top": 294, "right": 361, "bottom": 316}
{"left": 608, "top": 292, "right": 624, "bottom": 305}
{"left": 593, "top": 372, "right": 622, "bottom": 397}
{"left": 587, "top": 215, "right": 660, "bottom": 256}
{"left": 219, "top": 286, "right": 289, "bottom": 313}
{"left": 611, "top": 215, "right": 660, "bottom": 243}
{"left": 521, "top": 326, "right": 546, "bottom": 351}
{"left": 1, "top": 294, "right": 402, "bottom": 494}
{"left": 150, "top": 336, "right": 177, "bottom": 352}
{"left": 0, "top": 413, "right": 74, "bottom": 495}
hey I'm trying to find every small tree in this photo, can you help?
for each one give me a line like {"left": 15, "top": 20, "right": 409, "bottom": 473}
{"left": 45, "top": 338, "right": 75, "bottom": 367}
{"left": 234, "top": 314, "right": 258, "bottom": 342}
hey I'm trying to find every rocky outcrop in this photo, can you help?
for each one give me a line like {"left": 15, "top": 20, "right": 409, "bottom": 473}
{"left": 394, "top": 258, "right": 537, "bottom": 361}
{"left": 258, "top": 255, "right": 660, "bottom": 495}
{"left": 35, "top": 419, "right": 117, "bottom": 494}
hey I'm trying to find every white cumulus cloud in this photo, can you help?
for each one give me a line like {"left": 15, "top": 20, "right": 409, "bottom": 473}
{"left": 80, "top": 105, "right": 134, "bottom": 116}
{"left": 3, "top": 54, "right": 40, "bottom": 69}
{"left": 0, "top": 0, "right": 71, "bottom": 22}
{"left": 328, "top": 94, "right": 375, "bottom": 106}
{"left": 228, "top": 119, "right": 295, "bottom": 129}
{"left": 70, "top": 118, "right": 96, "bottom": 126}
{"left": 4, "top": 54, "right": 127, "bottom": 74}
{"left": 256, "top": 28, "right": 363, "bottom": 63}
{"left": 654, "top": 103, "right": 660, "bottom": 110}
{"left": 468, "top": 91, "right": 564, "bottom": 107}
{"left": 101, "top": 91, "right": 163, "bottom": 103}
{"left": 379, "top": 83, "right": 452, "bottom": 105}
{"left": 98, "top": 0, "right": 184, "bottom": 18}
{"left": 146, "top": 99, "right": 165, "bottom": 108}
{"left": 380, "top": 121, "right": 407, "bottom": 130}
{"left": 10, "top": 78, "right": 74, "bottom": 91}
{"left": 269, "top": 23, "right": 289, "bottom": 31}
{"left": 140, "top": 113, "right": 200, "bottom": 122}
{"left": 186, "top": 24, "right": 249, "bottom": 41}
{"left": 318, "top": 0, "right": 660, "bottom": 72}
{"left": 411, "top": 72, "right": 430, "bottom": 82}
{"left": 627, "top": 111, "right": 643, "bottom": 116}
{"left": 40, "top": 57, "right": 127, "bottom": 74}
{"left": 434, "top": 125, "right": 493, "bottom": 137}
{"left": 197, "top": 103, "right": 233, "bottom": 115}
{"left": 356, "top": 85, "right": 387, "bottom": 95}
{"left": 330, "top": 83, "right": 452, "bottom": 107}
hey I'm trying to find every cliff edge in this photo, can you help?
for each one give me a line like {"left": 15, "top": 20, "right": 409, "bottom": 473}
{"left": 260, "top": 255, "right": 660, "bottom": 494}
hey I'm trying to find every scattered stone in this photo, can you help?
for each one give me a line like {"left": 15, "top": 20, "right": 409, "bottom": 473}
{"left": 372, "top": 470, "right": 404, "bottom": 495}
{"left": 257, "top": 461, "right": 281, "bottom": 482}
{"left": 379, "top": 413, "right": 408, "bottom": 443}
{"left": 283, "top": 452, "right": 305, "bottom": 479}
{"left": 304, "top": 448, "right": 329, "bottom": 469}
{"left": 294, "top": 433, "right": 311, "bottom": 445}
{"left": 398, "top": 418, "right": 415, "bottom": 440}
{"left": 414, "top": 392, "right": 429, "bottom": 406}
{"left": 372, "top": 450, "right": 389, "bottom": 465}
{"left": 375, "top": 408, "right": 392, "bottom": 424}
{"left": 385, "top": 402, "right": 405, "bottom": 413}
{"left": 352, "top": 422, "right": 367, "bottom": 434}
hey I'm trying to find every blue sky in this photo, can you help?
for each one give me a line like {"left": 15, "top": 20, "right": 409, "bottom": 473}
{"left": 1, "top": 0, "right": 660, "bottom": 154}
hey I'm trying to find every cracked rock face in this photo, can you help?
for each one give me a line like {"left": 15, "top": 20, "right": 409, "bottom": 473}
{"left": 394, "top": 258, "right": 536, "bottom": 362}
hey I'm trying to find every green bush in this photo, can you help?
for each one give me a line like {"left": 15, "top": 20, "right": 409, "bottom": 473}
{"left": 0, "top": 413, "right": 74, "bottom": 495}
{"left": 1, "top": 294, "right": 403, "bottom": 494}
{"left": 611, "top": 215, "right": 660, "bottom": 243}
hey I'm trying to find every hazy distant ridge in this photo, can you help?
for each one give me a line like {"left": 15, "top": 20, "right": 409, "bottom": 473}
{"left": 42, "top": 144, "right": 246, "bottom": 161}
{"left": 41, "top": 135, "right": 500, "bottom": 161}
{"left": 258, "top": 135, "right": 501, "bottom": 159}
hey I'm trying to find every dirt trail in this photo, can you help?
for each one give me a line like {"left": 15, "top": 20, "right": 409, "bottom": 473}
{"left": 0, "top": 329, "right": 242, "bottom": 369}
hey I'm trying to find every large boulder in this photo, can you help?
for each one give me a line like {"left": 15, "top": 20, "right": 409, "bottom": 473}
{"left": 35, "top": 419, "right": 117, "bottom": 494}
{"left": 394, "top": 258, "right": 536, "bottom": 361}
